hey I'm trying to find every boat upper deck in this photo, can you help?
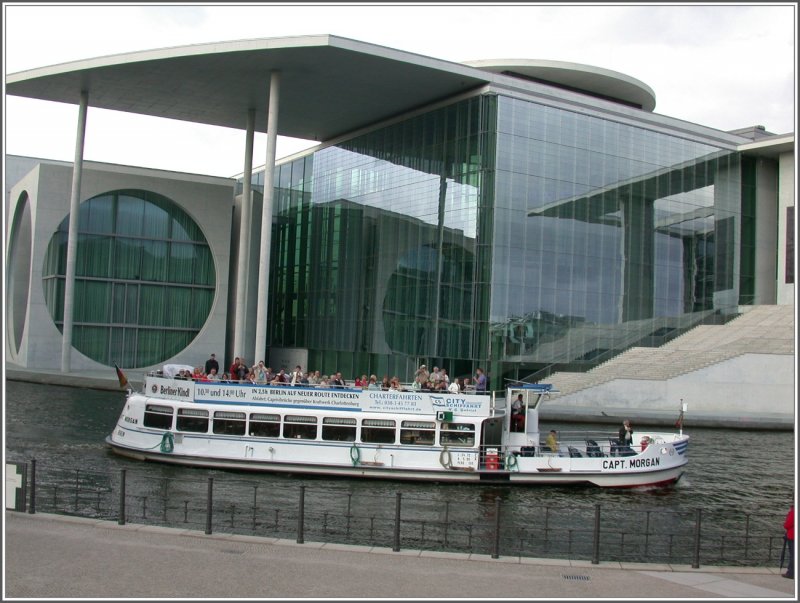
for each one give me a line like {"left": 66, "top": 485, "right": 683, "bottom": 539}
{"left": 143, "top": 375, "right": 502, "bottom": 418}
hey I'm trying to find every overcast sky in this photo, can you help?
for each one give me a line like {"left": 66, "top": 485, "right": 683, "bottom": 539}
{"left": 3, "top": 3, "right": 796, "bottom": 178}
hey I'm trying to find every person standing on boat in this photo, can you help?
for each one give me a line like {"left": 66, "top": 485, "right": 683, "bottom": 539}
{"left": 414, "top": 365, "right": 429, "bottom": 389}
{"left": 619, "top": 420, "right": 634, "bottom": 450}
{"left": 511, "top": 394, "right": 525, "bottom": 432}
{"left": 290, "top": 365, "right": 304, "bottom": 386}
{"left": 252, "top": 361, "right": 268, "bottom": 384}
{"left": 229, "top": 357, "right": 240, "bottom": 378}
{"left": 475, "top": 368, "right": 487, "bottom": 392}
{"left": 204, "top": 353, "right": 219, "bottom": 376}
{"left": 784, "top": 505, "right": 795, "bottom": 579}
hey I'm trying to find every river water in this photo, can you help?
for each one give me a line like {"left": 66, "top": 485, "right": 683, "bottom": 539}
{"left": 4, "top": 380, "right": 796, "bottom": 563}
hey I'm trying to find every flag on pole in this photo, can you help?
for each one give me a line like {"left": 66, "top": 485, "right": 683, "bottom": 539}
{"left": 675, "top": 409, "right": 684, "bottom": 429}
{"left": 114, "top": 363, "right": 129, "bottom": 390}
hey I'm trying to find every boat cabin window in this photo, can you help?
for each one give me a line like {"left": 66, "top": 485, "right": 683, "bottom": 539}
{"left": 283, "top": 415, "right": 318, "bottom": 440}
{"left": 322, "top": 417, "right": 357, "bottom": 442}
{"left": 400, "top": 420, "right": 435, "bottom": 446}
{"left": 439, "top": 422, "right": 476, "bottom": 446}
{"left": 143, "top": 404, "right": 173, "bottom": 430}
{"left": 176, "top": 408, "right": 209, "bottom": 433}
{"left": 213, "top": 411, "right": 246, "bottom": 436}
{"left": 361, "top": 419, "right": 396, "bottom": 444}
{"left": 249, "top": 413, "right": 280, "bottom": 438}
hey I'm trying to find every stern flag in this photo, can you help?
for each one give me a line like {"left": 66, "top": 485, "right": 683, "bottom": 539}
{"left": 675, "top": 409, "right": 684, "bottom": 429}
{"left": 114, "top": 363, "right": 129, "bottom": 390}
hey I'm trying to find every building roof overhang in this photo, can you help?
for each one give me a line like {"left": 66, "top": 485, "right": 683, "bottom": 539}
{"left": 6, "top": 35, "right": 494, "bottom": 141}
{"left": 6, "top": 34, "right": 659, "bottom": 144}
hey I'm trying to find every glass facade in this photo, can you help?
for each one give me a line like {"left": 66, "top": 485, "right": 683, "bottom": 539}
{"left": 254, "top": 90, "right": 751, "bottom": 385}
{"left": 491, "top": 96, "right": 746, "bottom": 380}
{"left": 42, "top": 189, "right": 216, "bottom": 367}
{"left": 267, "top": 96, "right": 496, "bottom": 381}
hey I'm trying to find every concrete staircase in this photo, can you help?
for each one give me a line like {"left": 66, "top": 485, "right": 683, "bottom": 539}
{"left": 545, "top": 305, "right": 795, "bottom": 398}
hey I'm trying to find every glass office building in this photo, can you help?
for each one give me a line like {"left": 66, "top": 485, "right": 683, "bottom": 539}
{"left": 255, "top": 91, "right": 751, "bottom": 384}
{"left": 7, "top": 36, "right": 788, "bottom": 380}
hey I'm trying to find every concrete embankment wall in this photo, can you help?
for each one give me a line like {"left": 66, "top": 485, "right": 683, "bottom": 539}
{"left": 540, "top": 353, "right": 795, "bottom": 430}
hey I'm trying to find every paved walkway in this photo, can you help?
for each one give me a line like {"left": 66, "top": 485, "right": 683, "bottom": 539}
{"left": 4, "top": 512, "right": 795, "bottom": 599}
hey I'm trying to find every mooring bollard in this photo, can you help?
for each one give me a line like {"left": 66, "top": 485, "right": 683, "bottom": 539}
{"left": 692, "top": 508, "right": 702, "bottom": 568}
{"left": 592, "top": 503, "right": 601, "bottom": 564}
{"left": 205, "top": 477, "right": 213, "bottom": 535}
{"left": 297, "top": 485, "right": 305, "bottom": 544}
{"left": 28, "top": 459, "right": 36, "bottom": 514}
{"left": 393, "top": 492, "right": 402, "bottom": 552}
{"left": 492, "top": 497, "right": 502, "bottom": 559}
{"left": 118, "top": 469, "right": 126, "bottom": 525}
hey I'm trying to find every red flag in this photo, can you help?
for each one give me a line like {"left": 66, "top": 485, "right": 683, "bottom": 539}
{"left": 114, "top": 363, "right": 129, "bottom": 389}
{"left": 675, "top": 411, "right": 684, "bottom": 429}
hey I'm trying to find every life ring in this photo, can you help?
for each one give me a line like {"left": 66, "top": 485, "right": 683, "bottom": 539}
{"left": 350, "top": 444, "right": 361, "bottom": 466}
{"left": 505, "top": 453, "right": 519, "bottom": 472}
{"left": 160, "top": 432, "right": 174, "bottom": 453}
{"left": 439, "top": 447, "right": 452, "bottom": 469}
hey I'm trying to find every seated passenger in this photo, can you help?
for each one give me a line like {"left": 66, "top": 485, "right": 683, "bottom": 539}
{"left": 330, "top": 372, "right": 345, "bottom": 387}
{"left": 546, "top": 430, "right": 558, "bottom": 453}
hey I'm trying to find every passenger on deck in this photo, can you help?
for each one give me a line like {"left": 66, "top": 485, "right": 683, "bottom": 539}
{"left": 253, "top": 361, "right": 268, "bottom": 384}
{"left": 474, "top": 368, "right": 487, "bottom": 392}
{"left": 511, "top": 394, "right": 525, "bottom": 432}
{"left": 290, "top": 365, "right": 304, "bottom": 386}
{"left": 235, "top": 359, "right": 248, "bottom": 382}
{"left": 330, "top": 372, "right": 345, "bottom": 388}
{"left": 204, "top": 353, "right": 219, "bottom": 376}
{"left": 546, "top": 430, "right": 558, "bottom": 453}
{"left": 619, "top": 420, "right": 633, "bottom": 448}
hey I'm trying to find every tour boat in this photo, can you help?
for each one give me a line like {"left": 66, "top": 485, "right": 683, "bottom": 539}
{"left": 106, "top": 369, "right": 689, "bottom": 488}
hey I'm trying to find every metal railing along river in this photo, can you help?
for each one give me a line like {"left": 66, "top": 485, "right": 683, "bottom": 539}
{"left": 11, "top": 459, "right": 788, "bottom": 568}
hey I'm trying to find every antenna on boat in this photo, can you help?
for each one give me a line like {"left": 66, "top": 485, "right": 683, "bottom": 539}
{"left": 675, "top": 399, "right": 687, "bottom": 436}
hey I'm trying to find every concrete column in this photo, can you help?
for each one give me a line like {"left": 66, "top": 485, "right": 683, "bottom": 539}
{"left": 254, "top": 71, "right": 280, "bottom": 363}
{"left": 233, "top": 109, "right": 256, "bottom": 357}
{"left": 60, "top": 90, "right": 89, "bottom": 372}
{"left": 620, "top": 192, "right": 655, "bottom": 322}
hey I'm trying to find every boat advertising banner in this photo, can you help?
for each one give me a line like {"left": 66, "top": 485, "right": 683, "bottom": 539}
{"left": 148, "top": 378, "right": 492, "bottom": 417}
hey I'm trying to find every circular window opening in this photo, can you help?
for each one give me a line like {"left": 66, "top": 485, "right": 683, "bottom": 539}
{"left": 42, "top": 189, "right": 216, "bottom": 368}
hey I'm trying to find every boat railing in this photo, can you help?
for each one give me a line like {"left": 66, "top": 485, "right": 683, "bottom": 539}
{"left": 144, "top": 371, "right": 492, "bottom": 395}
{"left": 479, "top": 432, "right": 668, "bottom": 462}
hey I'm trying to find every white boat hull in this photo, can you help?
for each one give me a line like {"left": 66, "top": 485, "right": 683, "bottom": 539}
{"left": 107, "top": 377, "right": 689, "bottom": 488}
